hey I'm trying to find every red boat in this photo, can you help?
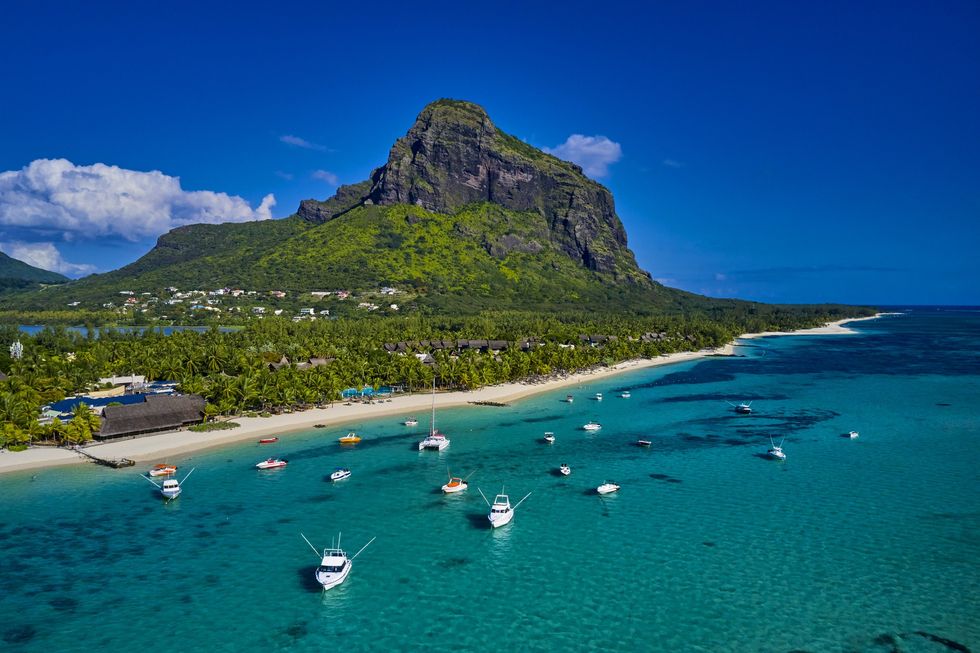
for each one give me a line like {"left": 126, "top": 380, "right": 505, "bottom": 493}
{"left": 258, "top": 437, "right": 279, "bottom": 444}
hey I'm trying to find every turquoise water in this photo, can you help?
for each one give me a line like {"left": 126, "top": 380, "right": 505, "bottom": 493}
{"left": 2, "top": 310, "right": 978, "bottom": 652}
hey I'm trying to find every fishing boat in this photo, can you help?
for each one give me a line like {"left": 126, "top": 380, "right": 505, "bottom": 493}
{"left": 142, "top": 467, "right": 195, "bottom": 502}
{"left": 403, "top": 417, "right": 418, "bottom": 426}
{"left": 479, "top": 487, "right": 532, "bottom": 528}
{"left": 418, "top": 380, "right": 450, "bottom": 451}
{"left": 565, "top": 394, "right": 574, "bottom": 403}
{"left": 148, "top": 463, "right": 177, "bottom": 477}
{"left": 728, "top": 401, "right": 753, "bottom": 414}
{"left": 330, "top": 468, "right": 351, "bottom": 481}
{"left": 338, "top": 432, "right": 361, "bottom": 444}
{"left": 441, "top": 468, "right": 474, "bottom": 494}
{"left": 595, "top": 392, "right": 603, "bottom": 401}
{"left": 258, "top": 437, "right": 279, "bottom": 444}
{"left": 543, "top": 432, "right": 556, "bottom": 443}
{"left": 583, "top": 421, "right": 602, "bottom": 431}
{"left": 596, "top": 481, "right": 620, "bottom": 495}
{"left": 636, "top": 439, "right": 652, "bottom": 447}
{"left": 620, "top": 391, "right": 631, "bottom": 399}
{"left": 300, "top": 532, "right": 375, "bottom": 591}
{"left": 767, "top": 436, "right": 786, "bottom": 460}
{"left": 256, "top": 458, "right": 288, "bottom": 470}
{"left": 847, "top": 430, "right": 860, "bottom": 439}
{"left": 559, "top": 464, "right": 571, "bottom": 476}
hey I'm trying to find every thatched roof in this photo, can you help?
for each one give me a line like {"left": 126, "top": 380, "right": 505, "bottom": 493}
{"left": 97, "top": 394, "right": 205, "bottom": 440}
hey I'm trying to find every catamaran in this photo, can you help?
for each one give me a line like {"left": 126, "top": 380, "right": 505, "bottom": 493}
{"left": 441, "top": 468, "right": 474, "bottom": 494}
{"left": 300, "top": 532, "right": 375, "bottom": 591}
{"left": 728, "top": 401, "right": 753, "bottom": 414}
{"left": 767, "top": 436, "right": 786, "bottom": 460}
{"left": 255, "top": 458, "right": 288, "bottom": 470}
{"left": 418, "top": 380, "right": 450, "bottom": 451}
{"left": 148, "top": 463, "right": 177, "bottom": 477}
{"left": 479, "top": 487, "right": 532, "bottom": 528}
{"left": 338, "top": 432, "right": 361, "bottom": 444}
{"left": 330, "top": 468, "right": 351, "bottom": 481}
{"left": 596, "top": 481, "right": 620, "bottom": 495}
{"left": 543, "top": 432, "right": 556, "bottom": 443}
{"left": 583, "top": 421, "right": 602, "bottom": 431}
{"left": 143, "top": 467, "right": 195, "bottom": 502}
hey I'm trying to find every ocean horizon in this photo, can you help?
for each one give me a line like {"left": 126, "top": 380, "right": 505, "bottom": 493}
{"left": 1, "top": 309, "right": 977, "bottom": 652}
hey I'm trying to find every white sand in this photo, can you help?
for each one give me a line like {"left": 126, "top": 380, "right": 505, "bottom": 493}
{"left": 0, "top": 314, "right": 885, "bottom": 475}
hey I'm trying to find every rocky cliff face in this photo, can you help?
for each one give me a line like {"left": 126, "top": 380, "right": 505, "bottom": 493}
{"left": 297, "top": 99, "right": 648, "bottom": 281}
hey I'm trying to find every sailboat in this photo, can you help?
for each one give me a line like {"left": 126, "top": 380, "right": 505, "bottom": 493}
{"left": 767, "top": 436, "right": 786, "bottom": 460}
{"left": 478, "top": 487, "right": 532, "bottom": 528}
{"left": 143, "top": 467, "right": 195, "bottom": 502}
{"left": 441, "top": 468, "right": 474, "bottom": 493}
{"left": 728, "top": 401, "right": 753, "bottom": 414}
{"left": 300, "top": 532, "right": 376, "bottom": 591}
{"left": 418, "top": 380, "right": 450, "bottom": 451}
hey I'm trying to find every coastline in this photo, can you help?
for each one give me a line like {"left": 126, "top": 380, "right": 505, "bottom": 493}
{"left": 0, "top": 314, "right": 885, "bottom": 475}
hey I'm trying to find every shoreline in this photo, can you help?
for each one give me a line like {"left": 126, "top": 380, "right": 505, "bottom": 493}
{"left": 0, "top": 314, "right": 885, "bottom": 476}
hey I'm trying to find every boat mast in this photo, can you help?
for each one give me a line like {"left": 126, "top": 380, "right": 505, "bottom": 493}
{"left": 431, "top": 377, "right": 437, "bottom": 436}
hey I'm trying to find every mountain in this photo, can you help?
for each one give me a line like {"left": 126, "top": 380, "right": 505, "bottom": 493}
{"left": 0, "top": 251, "right": 68, "bottom": 295}
{"left": 4, "top": 99, "right": 722, "bottom": 314}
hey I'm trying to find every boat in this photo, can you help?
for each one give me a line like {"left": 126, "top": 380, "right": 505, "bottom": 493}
{"left": 559, "top": 464, "right": 571, "bottom": 476}
{"left": 728, "top": 401, "right": 753, "bottom": 414}
{"left": 441, "top": 468, "right": 474, "bottom": 494}
{"left": 583, "top": 421, "right": 602, "bottom": 431}
{"left": 258, "top": 437, "right": 279, "bottom": 444}
{"left": 330, "top": 468, "right": 351, "bottom": 481}
{"left": 847, "top": 430, "right": 859, "bottom": 439}
{"left": 418, "top": 380, "right": 450, "bottom": 451}
{"left": 636, "top": 439, "right": 652, "bottom": 447}
{"left": 595, "top": 392, "right": 603, "bottom": 401}
{"left": 338, "top": 432, "right": 361, "bottom": 444}
{"left": 543, "top": 432, "right": 556, "bottom": 443}
{"left": 256, "top": 458, "right": 288, "bottom": 470}
{"left": 148, "top": 463, "right": 177, "bottom": 477}
{"left": 300, "top": 532, "right": 375, "bottom": 591}
{"left": 596, "top": 481, "right": 620, "bottom": 495}
{"left": 767, "top": 436, "right": 786, "bottom": 460}
{"left": 620, "top": 391, "right": 631, "bottom": 399}
{"left": 479, "top": 487, "right": 532, "bottom": 528}
{"left": 142, "top": 467, "right": 195, "bottom": 502}
{"left": 565, "top": 394, "right": 574, "bottom": 403}
{"left": 403, "top": 417, "right": 418, "bottom": 426}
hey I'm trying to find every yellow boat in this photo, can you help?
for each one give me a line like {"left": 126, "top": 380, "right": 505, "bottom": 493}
{"left": 338, "top": 432, "right": 362, "bottom": 444}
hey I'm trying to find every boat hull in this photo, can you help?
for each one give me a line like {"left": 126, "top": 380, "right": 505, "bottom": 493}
{"left": 442, "top": 482, "right": 467, "bottom": 493}
{"left": 489, "top": 511, "right": 514, "bottom": 528}
{"left": 315, "top": 562, "right": 351, "bottom": 591}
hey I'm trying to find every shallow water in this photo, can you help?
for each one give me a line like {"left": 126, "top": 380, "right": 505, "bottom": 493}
{"left": 1, "top": 310, "right": 977, "bottom": 652}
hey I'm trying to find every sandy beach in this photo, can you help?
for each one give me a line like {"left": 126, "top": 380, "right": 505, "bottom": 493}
{"left": 0, "top": 314, "right": 886, "bottom": 475}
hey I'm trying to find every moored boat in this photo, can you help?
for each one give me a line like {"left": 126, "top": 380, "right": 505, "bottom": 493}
{"left": 636, "top": 439, "right": 652, "bottom": 447}
{"left": 148, "top": 463, "right": 177, "bottom": 477}
{"left": 330, "top": 468, "right": 351, "bottom": 481}
{"left": 301, "top": 532, "right": 375, "bottom": 591}
{"left": 142, "top": 467, "right": 195, "bottom": 502}
{"left": 258, "top": 437, "right": 279, "bottom": 444}
{"left": 441, "top": 468, "right": 473, "bottom": 493}
{"left": 479, "top": 487, "right": 532, "bottom": 528}
{"left": 596, "top": 481, "right": 620, "bottom": 495}
{"left": 728, "top": 401, "right": 753, "bottom": 414}
{"left": 565, "top": 394, "right": 574, "bottom": 403}
{"left": 583, "top": 421, "right": 602, "bottom": 431}
{"left": 767, "top": 436, "right": 786, "bottom": 460}
{"left": 620, "top": 391, "right": 631, "bottom": 398}
{"left": 543, "top": 432, "right": 556, "bottom": 443}
{"left": 595, "top": 392, "right": 603, "bottom": 401}
{"left": 338, "top": 432, "right": 361, "bottom": 444}
{"left": 256, "top": 458, "right": 288, "bottom": 470}
{"left": 418, "top": 380, "right": 450, "bottom": 451}
{"left": 559, "top": 464, "right": 571, "bottom": 476}
{"left": 404, "top": 417, "right": 418, "bottom": 426}
{"left": 847, "top": 430, "right": 859, "bottom": 439}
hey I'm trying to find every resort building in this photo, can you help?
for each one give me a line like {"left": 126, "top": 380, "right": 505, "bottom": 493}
{"left": 96, "top": 394, "right": 206, "bottom": 441}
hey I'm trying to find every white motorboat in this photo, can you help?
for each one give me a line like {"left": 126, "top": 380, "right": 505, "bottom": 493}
{"left": 728, "top": 401, "right": 753, "bottom": 414}
{"left": 559, "top": 464, "right": 571, "bottom": 476}
{"left": 595, "top": 392, "right": 603, "bottom": 401}
{"left": 847, "top": 430, "right": 859, "bottom": 439}
{"left": 330, "top": 468, "right": 351, "bottom": 481}
{"left": 620, "top": 391, "right": 631, "bottom": 399}
{"left": 767, "top": 437, "right": 786, "bottom": 460}
{"left": 255, "top": 458, "right": 288, "bottom": 470}
{"left": 636, "top": 439, "right": 652, "bottom": 447}
{"left": 543, "top": 432, "right": 556, "bottom": 443}
{"left": 301, "top": 533, "right": 375, "bottom": 591}
{"left": 596, "top": 481, "right": 620, "bottom": 495}
{"left": 479, "top": 487, "right": 532, "bottom": 528}
{"left": 583, "top": 421, "right": 602, "bottom": 431}
{"left": 565, "top": 394, "right": 574, "bottom": 403}
{"left": 148, "top": 463, "right": 177, "bottom": 477}
{"left": 404, "top": 417, "right": 418, "bottom": 426}
{"left": 441, "top": 468, "right": 473, "bottom": 494}
{"left": 143, "top": 467, "right": 195, "bottom": 502}
{"left": 418, "top": 380, "right": 450, "bottom": 451}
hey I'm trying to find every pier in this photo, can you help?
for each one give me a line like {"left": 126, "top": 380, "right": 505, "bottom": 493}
{"left": 75, "top": 447, "right": 135, "bottom": 468}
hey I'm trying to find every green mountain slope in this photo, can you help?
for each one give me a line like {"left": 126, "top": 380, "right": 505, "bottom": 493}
{"left": 0, "top": 251, "right": 68, "bottom": 295}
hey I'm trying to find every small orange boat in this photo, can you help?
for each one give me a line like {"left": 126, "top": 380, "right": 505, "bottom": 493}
{"left": 148, "top": 464, "right": 177, "bottom": 477}
{"left": 338, "top": 432, "right": 362, "bottom": 444}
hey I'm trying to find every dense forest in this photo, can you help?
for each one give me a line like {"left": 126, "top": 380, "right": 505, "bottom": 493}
{"left": 0, "top": 305, "right": 874, "bottom": 449}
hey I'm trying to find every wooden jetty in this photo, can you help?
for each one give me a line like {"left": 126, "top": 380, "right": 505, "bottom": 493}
{"left": 468, "top": 401, "right": 510, "bottom": 407}
{"left": 75, "top": 448, "right": 135, "bottom": 468}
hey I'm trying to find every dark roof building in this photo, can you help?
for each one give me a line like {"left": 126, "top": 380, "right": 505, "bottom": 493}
{"left": 96, "top": 394, "right": 206, "bottom": 440}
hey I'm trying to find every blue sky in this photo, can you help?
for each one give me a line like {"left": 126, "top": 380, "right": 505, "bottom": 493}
{"left": 1, "top": 0, "right": 977, "bottom": 304}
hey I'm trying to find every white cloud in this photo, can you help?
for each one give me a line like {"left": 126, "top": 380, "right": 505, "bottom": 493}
{"left": 662, "top": 159, "right": 684, "bottom": 168}
{"left": 0, "top": 241, "right": 96, "bottom": 277}
{"left": 311, "top": 169, "right": 339, "bottom": 185}
{"left": 714, "top": 273, "right": 727, "bottom": 281}
{"left": 275, "top": 170, "right": 294, "bottom": 181}
{"left": 0, "top": 159, "right": 275, "bottom": 242}
{"left": 544, "top": 134, "right": 622, "bottom": 178}
{"left": 279, "top": 134, "right": 327, "bottom": 151}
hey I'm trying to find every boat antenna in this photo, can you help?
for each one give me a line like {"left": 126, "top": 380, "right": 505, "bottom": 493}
{"left": 178, "top": 467, "right": 196, "bottom": 486}
{"left": 769, "top": 436, "right": 776, "bottom": 448}
{"left": 300, "top": 533, "right": 321, "bottom": 558}
{"left": 778, "top": 437, "right": 785, "bottom": 447}
{"left": 512, "top": 491, "right": 532, "bottom": 510}
{"left": 463, "top": 469, "right": 477, "bottom": 481}
{"left": 141, "top": 474, "right": 162, "bottom": 489}
{"left": 726, "top": 401, "right": 737, "bottom": 407}
{"left": 477, "top": 487, "right": 492, "bottom": 507}
{"left": 350, "top": 536, "right": 376, "bottom": 561}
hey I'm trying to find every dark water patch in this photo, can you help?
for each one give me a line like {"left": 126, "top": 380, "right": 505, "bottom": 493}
{"left": 48, "top": 596, "right": 79, "bottom": 613}
{"left": 204, "top": 573, "right": 220, "bottom": 586}
{"left": 398, "top": 577, "right": 410, "bottom": 584}
{"left": 521, "top": 415, "right": 558, "bottom": 425}
{"left": 375, "top": 462, "right": 424, "bottom": 475}
{"left": 661, "top": 392, "right": 790, "bottom": 404}
{"left": 438, "top": 557, "right": 471, "bottom": 569}
{"left": 906, "top": 631, "right": 972, "bottom": 652}
{"left": 666, "top": 478, "right": 683, "bottom": 483}
{"left": 194, "top": 530, "right": 212, "bottom": 538}
{"left": 465, "top": 513, "right": 490, "bottom": 529}
{"left": 215, "top": 520, "right": 232, "bottom": 527}
{"left": 2, "top": 625, "right": 37, "bottom": 645}
{"left": 650, "top": 473, "right": 682, "bottom": 484}
{"left": 283, "top": 621, "right": 308, "bottom": 639}
{"left": 936, "top": 402, "right": 952, "bottom": 407}
{"left": 702, "top": 541, "right": 716, "bottom": 547}
{"left": 920, "top": 511, "right": 980, "bottom": 521}
{"left": 308, "top": 494, "right": 333, "bottom": 503}
{"left": 277, "top": 516, "right": 295, "bottom": 524}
